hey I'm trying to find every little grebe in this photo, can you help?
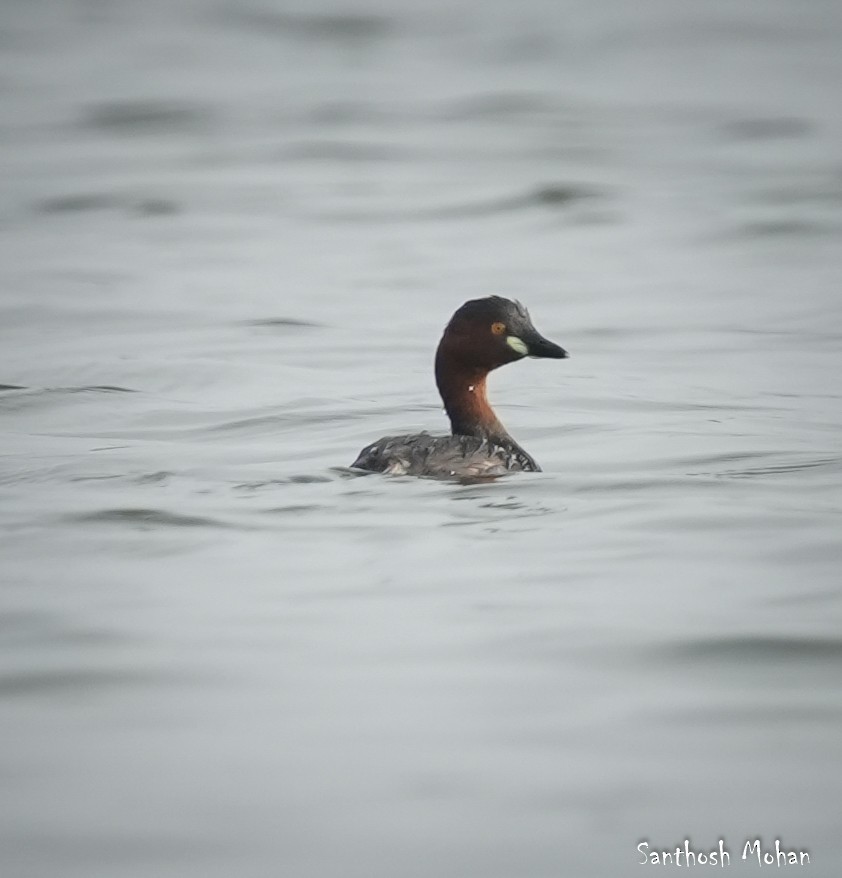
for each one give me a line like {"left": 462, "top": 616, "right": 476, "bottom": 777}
{"left": 352, "top": 297, "right": 568, "bottom": 478}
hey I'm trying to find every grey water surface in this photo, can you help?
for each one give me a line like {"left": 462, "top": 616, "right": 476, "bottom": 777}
{"left": 2, "top": 0, "right": 842, "bottom": 876}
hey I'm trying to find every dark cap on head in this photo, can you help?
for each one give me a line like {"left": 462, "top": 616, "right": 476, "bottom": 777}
{"left": 443, "top": 296, "right": 568, "bottom": 368}
{"left": 434, "top": 296, "right": 568, "bottom": 442}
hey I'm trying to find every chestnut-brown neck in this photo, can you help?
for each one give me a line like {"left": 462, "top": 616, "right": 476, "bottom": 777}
{"left": 434, "top": 347, "right": 510, "bottom": 440}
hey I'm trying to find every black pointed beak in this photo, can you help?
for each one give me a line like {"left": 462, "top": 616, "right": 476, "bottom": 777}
{"left": 526, "top": 331, "right": 569, "bottom": 359}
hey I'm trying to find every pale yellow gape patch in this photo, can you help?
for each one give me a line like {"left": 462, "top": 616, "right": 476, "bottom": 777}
{"left": 506, "top": 336, "right": 529, "bottom": 356}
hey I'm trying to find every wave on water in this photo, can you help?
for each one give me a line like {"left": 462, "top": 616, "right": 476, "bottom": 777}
{"left": 314, "top": 182, "right": 603, "bottom": 223}
{"left": 79, "top": 100, "right": 215, "bottom": 134}
{"left": 218, "top": 7, "right": 395, "bottom": 44}
{"left": 0, "top": 385, "right": 139, "bottom": 414}
{"left": 0, "top": 667, "right": 177, "bottom": 698}
{"left": 67, "top": 508, "right": 238, "bottom": 530}
{"left": 34, "top": 193, "right": 179, "bottom": 217}
{"left": 656, "top": 634, "right": 842, "bottom": 665}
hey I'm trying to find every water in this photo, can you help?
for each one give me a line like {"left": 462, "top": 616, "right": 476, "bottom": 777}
{"left": 2, "top": 1, "right": 841, "bottom": 875}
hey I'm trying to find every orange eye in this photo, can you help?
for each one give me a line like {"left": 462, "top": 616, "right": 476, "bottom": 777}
{"left": 491, "top": 321, "right": 506, "bottom": 335}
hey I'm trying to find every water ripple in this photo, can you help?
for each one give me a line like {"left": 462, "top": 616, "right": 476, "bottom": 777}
{"left": 659, "top": 635, "right": 842, "bottom": 664}
{"left": 220, "top": 8, "right": 395, "bottom": 44}
{"left": 316, "top": 183, "right": 602, "bottom": 223}
{"left": 241, "top": 317, "right": 322, "bottom": 329}
{"left": 720, "top": 116, "right": 813, "bottom": 142}
{"left": 0, "top": 385, "right": 138, "bottom": 413}
{"left": 34, "top": 193, "right": 180, "bottom": 217}
{"left": 0, "top": 668, "right": 172, "bottom": 698}
{"left": 67, "top": 508, "right": 237, "bottom": 530}
{"left": 80, "top": 100, "right": 214, "bottom": 134}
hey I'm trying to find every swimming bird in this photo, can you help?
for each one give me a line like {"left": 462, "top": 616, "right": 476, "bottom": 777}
{"left": 352, "top": 296, "right": 568, "bottom": 478}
